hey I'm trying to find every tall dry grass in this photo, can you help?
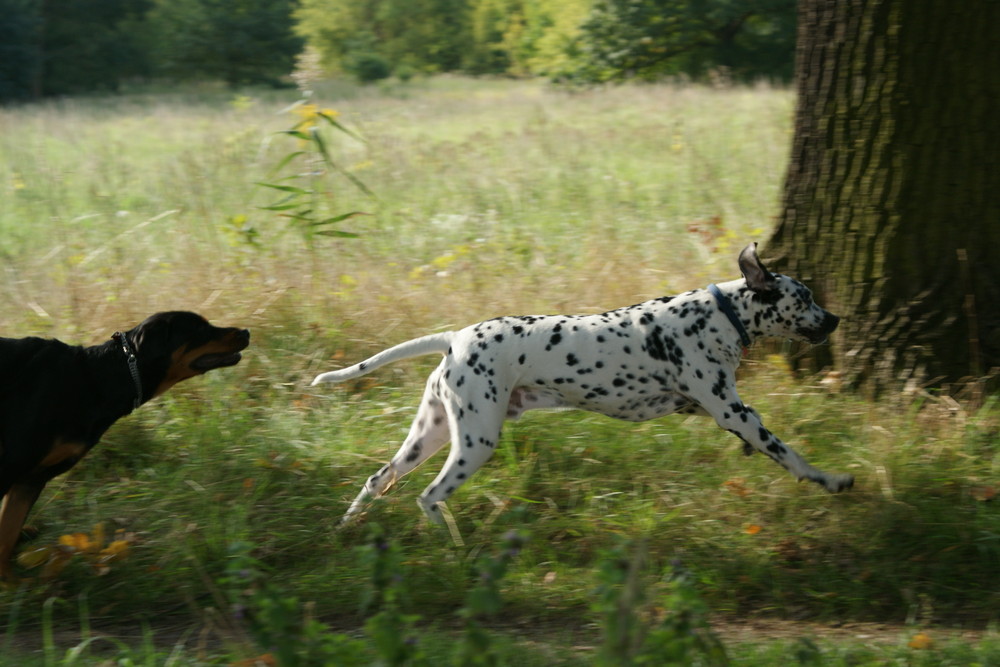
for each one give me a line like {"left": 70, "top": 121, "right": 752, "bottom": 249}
{"left": 1, "top": 77, "right": 792, "bottom": 352}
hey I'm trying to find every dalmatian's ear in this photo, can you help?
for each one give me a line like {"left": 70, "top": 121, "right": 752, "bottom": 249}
{"left": 738, "top": 242, "right": 777, "bottom": 292}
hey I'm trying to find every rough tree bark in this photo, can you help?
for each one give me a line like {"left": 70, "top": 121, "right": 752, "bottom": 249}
{"left": 767, "top": 0, "right": 1000, "bottom": 394}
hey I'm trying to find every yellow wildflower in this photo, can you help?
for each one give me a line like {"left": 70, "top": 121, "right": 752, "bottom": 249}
{"left": 103, "top": 540, "right": 130, "bottom": 557}
{"left": 290, "top": 103, "right": 340, "bottom": 131}
{"left": 59, "top": 533, "right": 94, "bottom": 552}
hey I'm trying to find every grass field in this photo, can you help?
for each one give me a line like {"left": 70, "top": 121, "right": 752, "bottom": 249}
{"left": 2, "top": 77, "right": 999, "bottom": 664}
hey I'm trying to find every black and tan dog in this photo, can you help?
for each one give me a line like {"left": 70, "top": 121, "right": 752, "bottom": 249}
{"left": 0, "top": 311, "right": 249, "bottom": 578}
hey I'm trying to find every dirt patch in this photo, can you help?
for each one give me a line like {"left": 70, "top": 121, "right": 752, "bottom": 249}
{"left": 712, "top": 617, "right": 989, "bottom": 646}
{"left": 4, "top": 615, "right": 994, "bottom": 660}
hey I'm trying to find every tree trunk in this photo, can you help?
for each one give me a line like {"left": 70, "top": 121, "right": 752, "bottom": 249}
{"left": 767, "top": 0, "right": 1000, "bottom": 394}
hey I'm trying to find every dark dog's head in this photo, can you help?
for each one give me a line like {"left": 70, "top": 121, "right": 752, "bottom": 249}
{"left": 738, "top": 243, "right": 840, "bottom": 345}
{"left": 126, "top": 311, "right": 250, "bottom": 399}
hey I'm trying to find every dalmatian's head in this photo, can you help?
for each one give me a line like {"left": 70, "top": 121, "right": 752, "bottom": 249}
{"left": 738, "top": 243, "right": 840, "bottom": 344}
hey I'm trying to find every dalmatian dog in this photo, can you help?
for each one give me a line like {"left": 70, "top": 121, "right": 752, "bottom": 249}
{"left": 312, "top": 242, "right": 853, "bottom": 525}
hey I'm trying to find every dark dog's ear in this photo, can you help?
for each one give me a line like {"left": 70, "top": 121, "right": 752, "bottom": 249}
{"left": 738, "top": 242, "right": 777, "bottom": 292}
{"left": 129, "top": 314, "right": 169, "bottom": 352}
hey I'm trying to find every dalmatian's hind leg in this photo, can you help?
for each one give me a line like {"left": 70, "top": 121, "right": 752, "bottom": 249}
{"left": 416, "top": 400, "right": 508, "bottom": 523}
{"left": 341, "top": 381, "right": 451, "bottom": 524}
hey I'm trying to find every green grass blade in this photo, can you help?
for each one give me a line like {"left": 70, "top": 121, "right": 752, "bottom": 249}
{"left": 310, "top": 129, "right": 377, "bottom": 200}
{"left": 254, "top": 182, "right": 310, "bottom": 195}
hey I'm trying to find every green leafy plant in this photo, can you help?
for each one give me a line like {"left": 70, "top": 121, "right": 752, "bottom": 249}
{"left": 30, "top": 596, "right": 180, "bottom": 666}
{"left": 223, "top": 527, "right": 429, "bottom": 666}
{"left": 593, "top": 539, "right": 729, "bottom": 666}
{"left": 358, "top": 524, "right": 426, "bottom": 665}
{"left": 222, "top": 527, "right": 532, "bottom": 667}
{"left": 453, "top": 530, "right": 529, "bottom": 666}
{"left": 257, "top": 99, "right": 375, "bottom": 245}
{"left": 223, "top": 542, "right": 368, "bottom": 666}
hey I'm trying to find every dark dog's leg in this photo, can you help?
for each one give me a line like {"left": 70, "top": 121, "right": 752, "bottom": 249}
{"left": 0, "top": 482, "right": 45, "bottom": 579}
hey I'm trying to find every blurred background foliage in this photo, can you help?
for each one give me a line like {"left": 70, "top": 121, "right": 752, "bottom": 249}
{"left": 0, "top": 0, "right": 796, "bottom": 100}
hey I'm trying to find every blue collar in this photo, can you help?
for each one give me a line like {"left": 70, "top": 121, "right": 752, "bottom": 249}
{"left": 708, "top": 284, "right": 751, "bottom": 349}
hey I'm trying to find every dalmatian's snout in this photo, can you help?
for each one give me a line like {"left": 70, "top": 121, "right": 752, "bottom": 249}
{"left": 800, "top": 309, "right": 840, "bottom": 344}
{"left": 823, "top": 310, "right": 841, "bottom": 333}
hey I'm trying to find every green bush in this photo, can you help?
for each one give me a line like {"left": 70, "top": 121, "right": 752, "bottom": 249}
{"left": 347, "top": 52, "right": 394, "bottom": 83}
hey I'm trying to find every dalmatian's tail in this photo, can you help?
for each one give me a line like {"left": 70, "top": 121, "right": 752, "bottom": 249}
{"left": 310, "top": 332, "right": 454, "bottom": 385}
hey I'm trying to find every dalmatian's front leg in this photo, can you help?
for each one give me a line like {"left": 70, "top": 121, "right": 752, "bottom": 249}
{"left": 688, "top": 381, "right": 853, "bottom": 493}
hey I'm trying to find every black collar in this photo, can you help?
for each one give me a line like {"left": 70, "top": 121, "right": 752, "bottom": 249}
{"left": 707, "top": 284, "right": 752, "bottom": 350}
{"left": 112, "top": 331, "right": 143, "bottom": 410}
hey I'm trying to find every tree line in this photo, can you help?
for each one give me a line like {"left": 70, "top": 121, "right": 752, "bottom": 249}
{"left": 0, "top": 0, "right": 795, "bottom": 101}
{"left": 0, "top": 0, "right": 301, "bottom": 99}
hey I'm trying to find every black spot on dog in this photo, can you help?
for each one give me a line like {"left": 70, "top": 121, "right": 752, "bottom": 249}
{"left": 405, "top": 442, "right": 423, "bottom": 463}
{"left": 645, "top": 330, "right": 668, "bottom": 362}
{"left": 711, "top": 370, "right": 728, "bottom": 398}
